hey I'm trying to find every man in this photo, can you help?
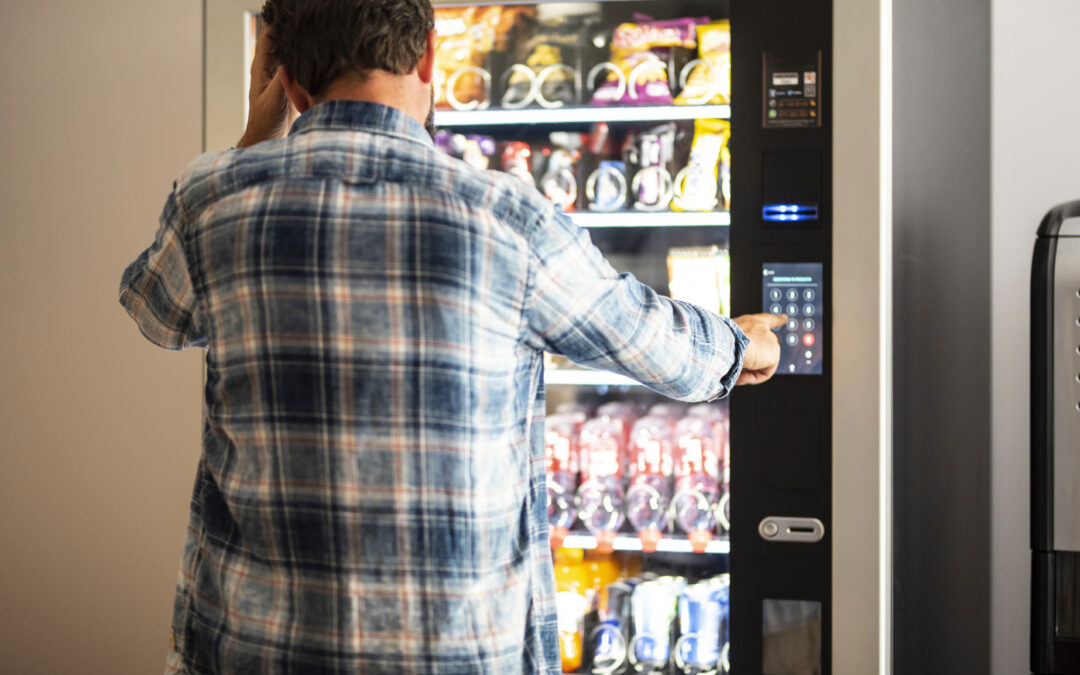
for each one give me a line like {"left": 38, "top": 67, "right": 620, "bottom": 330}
{"left": 119, "top": 1, "right": 783, "bottom": 672}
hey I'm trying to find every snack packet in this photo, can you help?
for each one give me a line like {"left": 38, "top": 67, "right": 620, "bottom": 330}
{"left": 434, "top": 6, "right": 503, "bottom": 110}
{"left": 434, "top": 130, "right": 497, "bottom": 171}
{"left": 667, "top": 245, "right": 731, "bottom": 316}
{"left": 590, "top": 17, "right": 707, "bottom": 106}
{"left": 671, "top": 118, "right": 729, "bottom": 212}
{"left": 675, "top": 21, "right": 731, "bottom": 105}
{"left": 626, "top": 123, "right": 676, "bottom": 211}
{"left": 503, "top": 15, "right": 596, "bottom": 109}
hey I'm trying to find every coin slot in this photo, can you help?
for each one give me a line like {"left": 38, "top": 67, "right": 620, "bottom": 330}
{"left": 787, "top": 526, "right": 815, "bottom": 534}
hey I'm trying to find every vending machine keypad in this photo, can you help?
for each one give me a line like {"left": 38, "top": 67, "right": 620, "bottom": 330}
{"left": 762, "top": 263, "right": 824, "bottom": 375}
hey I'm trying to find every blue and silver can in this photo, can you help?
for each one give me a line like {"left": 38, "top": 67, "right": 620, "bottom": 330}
{"left": 629, "top": 577, "right": 685, "bottom": 671}
{"left": 675, "top": 575, "right": 730, "bottom": 674}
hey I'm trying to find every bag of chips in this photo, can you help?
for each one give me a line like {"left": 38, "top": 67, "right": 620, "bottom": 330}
{"left": 674, "top": 21, "right": 731, "bottom": 106}
{"left": 671, "top": 118, "right": 729, "bottom": 212}
{"left": 502, "top": 15, "right": 598, "bottom": 109}
{"left": 667, "top": 245, "right": 731, "bottom": 316}
{"left": 626, "top": 123, "right": 677, "bottom": 211}
{"left": 433, "top": 6, "right": 504, "bottom": 110}
{"left": 590, "top": 17, "right": 708, "bottom": 106}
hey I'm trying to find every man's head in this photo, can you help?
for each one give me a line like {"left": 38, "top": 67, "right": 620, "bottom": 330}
{"left": 262, "top": 0, "right": 438, "bottom": 136}
{"left": 262, "top": 0, "right": 434, "bottom": 98}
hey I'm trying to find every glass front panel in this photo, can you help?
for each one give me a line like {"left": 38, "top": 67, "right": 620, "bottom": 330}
{"left": 434, "top": 2, "right": 734, "bottom": 672}
{"left": 762, "top": 599, "right": 822, "bottom": 675}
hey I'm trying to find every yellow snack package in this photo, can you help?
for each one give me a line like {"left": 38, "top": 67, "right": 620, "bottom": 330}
{"left": 674, "top": 20, "right": 731, "bottom": 105}
{"left": 672, "top": 118, "right": 730, "bottom": 212}
{"left": 433, "top": 6, "right": 503, "bottom": 110}
{"left": 666, "top": 245, "right": 731, "bottom": 317}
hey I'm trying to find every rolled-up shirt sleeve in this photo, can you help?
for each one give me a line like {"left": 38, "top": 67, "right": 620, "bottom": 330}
{"left": 119, "top": 187, "right": 206, "bottom": 350}
{"left": 525, "top": 208, "right": 748, "bottom": 401}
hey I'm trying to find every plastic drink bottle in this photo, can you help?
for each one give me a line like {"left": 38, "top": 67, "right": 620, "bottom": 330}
{"left": 577, "top": 415, "right": 627, "bottom": 553}
{"left": 545, "top": 413, "right": 581, "bottom": 549}
{"left": 625, "top": 415, "right": 675, "bottom": 552}
{"left": 554, "top": 549, "right": 590, "bottom": 673}
{"left": 687, "top": 402, "right": 730, "bottom": 534}
{"left": 596, "top": 401, "right": 639, "bottom": 476}
{"left": 673, "top": 415, "right": 721, "bottom": 552}
{"left": 646, "top": 402, "right": 685, "bottom": 424}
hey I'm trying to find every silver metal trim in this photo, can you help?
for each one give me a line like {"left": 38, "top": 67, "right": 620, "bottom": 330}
{"left": 758, "top": 517, "right": 826, "bottom": 543}
{"left": 1054, "top": 236, "right": 1080, "bottom": 551}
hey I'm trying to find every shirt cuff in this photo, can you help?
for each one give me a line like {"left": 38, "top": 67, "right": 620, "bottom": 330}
{"left": 709, "top": 315, "right": 750, "bottom": 400}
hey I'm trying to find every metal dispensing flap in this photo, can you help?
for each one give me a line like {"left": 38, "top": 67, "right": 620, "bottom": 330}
{"left": 1054, "top": 234, "right": 1080, "bottom": 552}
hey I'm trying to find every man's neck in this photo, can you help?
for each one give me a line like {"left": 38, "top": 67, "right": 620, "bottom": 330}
{"left": 314, "top": 70, "right": 428, "bottom": 129}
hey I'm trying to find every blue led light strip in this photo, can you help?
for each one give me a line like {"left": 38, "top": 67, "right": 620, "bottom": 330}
{"left": 762, "top": 203, "right": 819, "bottom": 222}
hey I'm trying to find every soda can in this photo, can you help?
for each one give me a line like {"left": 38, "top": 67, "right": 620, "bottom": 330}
{"left": 589, "top": 582, "right": 632, "bottom": 674}
{"left": 674, "top": 575, "right": 730, "bottom": 674}
{"left": 629, "top": 577, "right": 684, "bottom": 670}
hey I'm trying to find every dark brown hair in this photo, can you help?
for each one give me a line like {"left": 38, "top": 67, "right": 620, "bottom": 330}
{"left": 261, "top": 0, "right": 434, "bottom": 98}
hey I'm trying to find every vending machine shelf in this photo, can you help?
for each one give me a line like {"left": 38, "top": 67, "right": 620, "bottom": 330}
{"left": 435, "top": 104, "right": 730, "bottom": 127}
{"left": 561, "top": 534, "right": 730, "bottom": 555}
{"left": 571, "top": 211, "right": 730, "bottom": 229}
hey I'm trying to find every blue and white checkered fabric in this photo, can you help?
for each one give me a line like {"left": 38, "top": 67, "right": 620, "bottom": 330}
{"left": 120, "top": 100, "right": 746, "bottom": 674}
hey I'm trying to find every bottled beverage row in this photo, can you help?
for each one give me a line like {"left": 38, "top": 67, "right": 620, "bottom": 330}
{"left": 555, "top": 549, "right": 729, "bottom": 674}
{"left": 435, "top": 120, "right": 731, "bottom": 215}
{"left": 434, "top": 6, "right": 730, "bottom": 112}
{"left": 546, "top": 400, "right": 730, "bottom": 554}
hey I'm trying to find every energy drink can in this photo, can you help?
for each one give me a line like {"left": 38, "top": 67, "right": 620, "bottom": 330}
{"left": 629, "top": 577, "right": 684, "bottom": 671}
{"left": 674, "top": 575, "right": 729, "bottom": 673}
{"left": 589, "top": 582, "right": 632, "bottom": 673}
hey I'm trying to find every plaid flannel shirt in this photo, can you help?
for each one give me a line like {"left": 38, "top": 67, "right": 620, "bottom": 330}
{"left": 120, "top": 100, "right": 747, "bottom": 675}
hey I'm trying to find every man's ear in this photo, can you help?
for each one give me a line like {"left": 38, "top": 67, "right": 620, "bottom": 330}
{"left": 416, "top": 28, "right": 437, "bottom": 85}
{"left": 279, "top": 65, "right": 312, "bottom": 113}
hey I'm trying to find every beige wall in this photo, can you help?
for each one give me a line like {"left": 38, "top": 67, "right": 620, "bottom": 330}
{"left": 0, "top": 2, "right": 205, "bottom": 672}
{"left": 991, "top": 1, "right": 1080, "bottom": 673}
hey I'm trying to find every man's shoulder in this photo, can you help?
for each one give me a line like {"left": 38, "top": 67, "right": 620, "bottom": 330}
{"left": 168, "top": 132, "right": 560, "bottom": 241}
{"left": 436, "top": 156, "right": 557, "bottom": 242}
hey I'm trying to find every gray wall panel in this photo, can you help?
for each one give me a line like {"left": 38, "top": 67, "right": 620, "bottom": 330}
{"left": 892, "top": 0, "right": 991, "bottom": 672}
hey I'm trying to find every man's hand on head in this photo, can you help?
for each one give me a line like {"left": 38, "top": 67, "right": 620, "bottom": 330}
{"left": 237, "top": 28, "right": 299, "bottom": 148}
{"left": 732, "top": 312, "right": 786, "bottom": 386}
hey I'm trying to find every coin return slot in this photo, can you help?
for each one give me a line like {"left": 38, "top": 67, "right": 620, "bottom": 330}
{"left": 758, "top": 517, "right": 826, "bottom": 543}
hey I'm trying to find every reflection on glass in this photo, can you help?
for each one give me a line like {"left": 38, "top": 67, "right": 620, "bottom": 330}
{"left": 1057, "top": 552, "right": 1080, "bottom": 640}
{"left": 762, "top": 599, "right": 822, "bottom": 675}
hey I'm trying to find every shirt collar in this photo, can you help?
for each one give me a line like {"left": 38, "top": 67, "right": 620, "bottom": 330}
{"left": 288, "top": 100, "right": 434, "bottom": 147}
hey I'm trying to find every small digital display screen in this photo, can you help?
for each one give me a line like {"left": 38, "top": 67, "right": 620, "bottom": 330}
{"left": 762, "top": 263, "right": 824, "bottom": 375}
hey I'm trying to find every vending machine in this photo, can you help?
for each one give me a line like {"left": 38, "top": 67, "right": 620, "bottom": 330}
{"left": 426, "top": 2, "right": 830, "bottom": 672}
{"left": 203, "top": 0, "right": 890, "bottom": 672}
{"left": 1031, "top": 201, "right": 1080, "bottom": 675}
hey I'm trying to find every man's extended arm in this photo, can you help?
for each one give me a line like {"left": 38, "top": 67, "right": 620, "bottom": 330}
{"left": 525, "top": 208, "right": 781, "bottom": 400}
